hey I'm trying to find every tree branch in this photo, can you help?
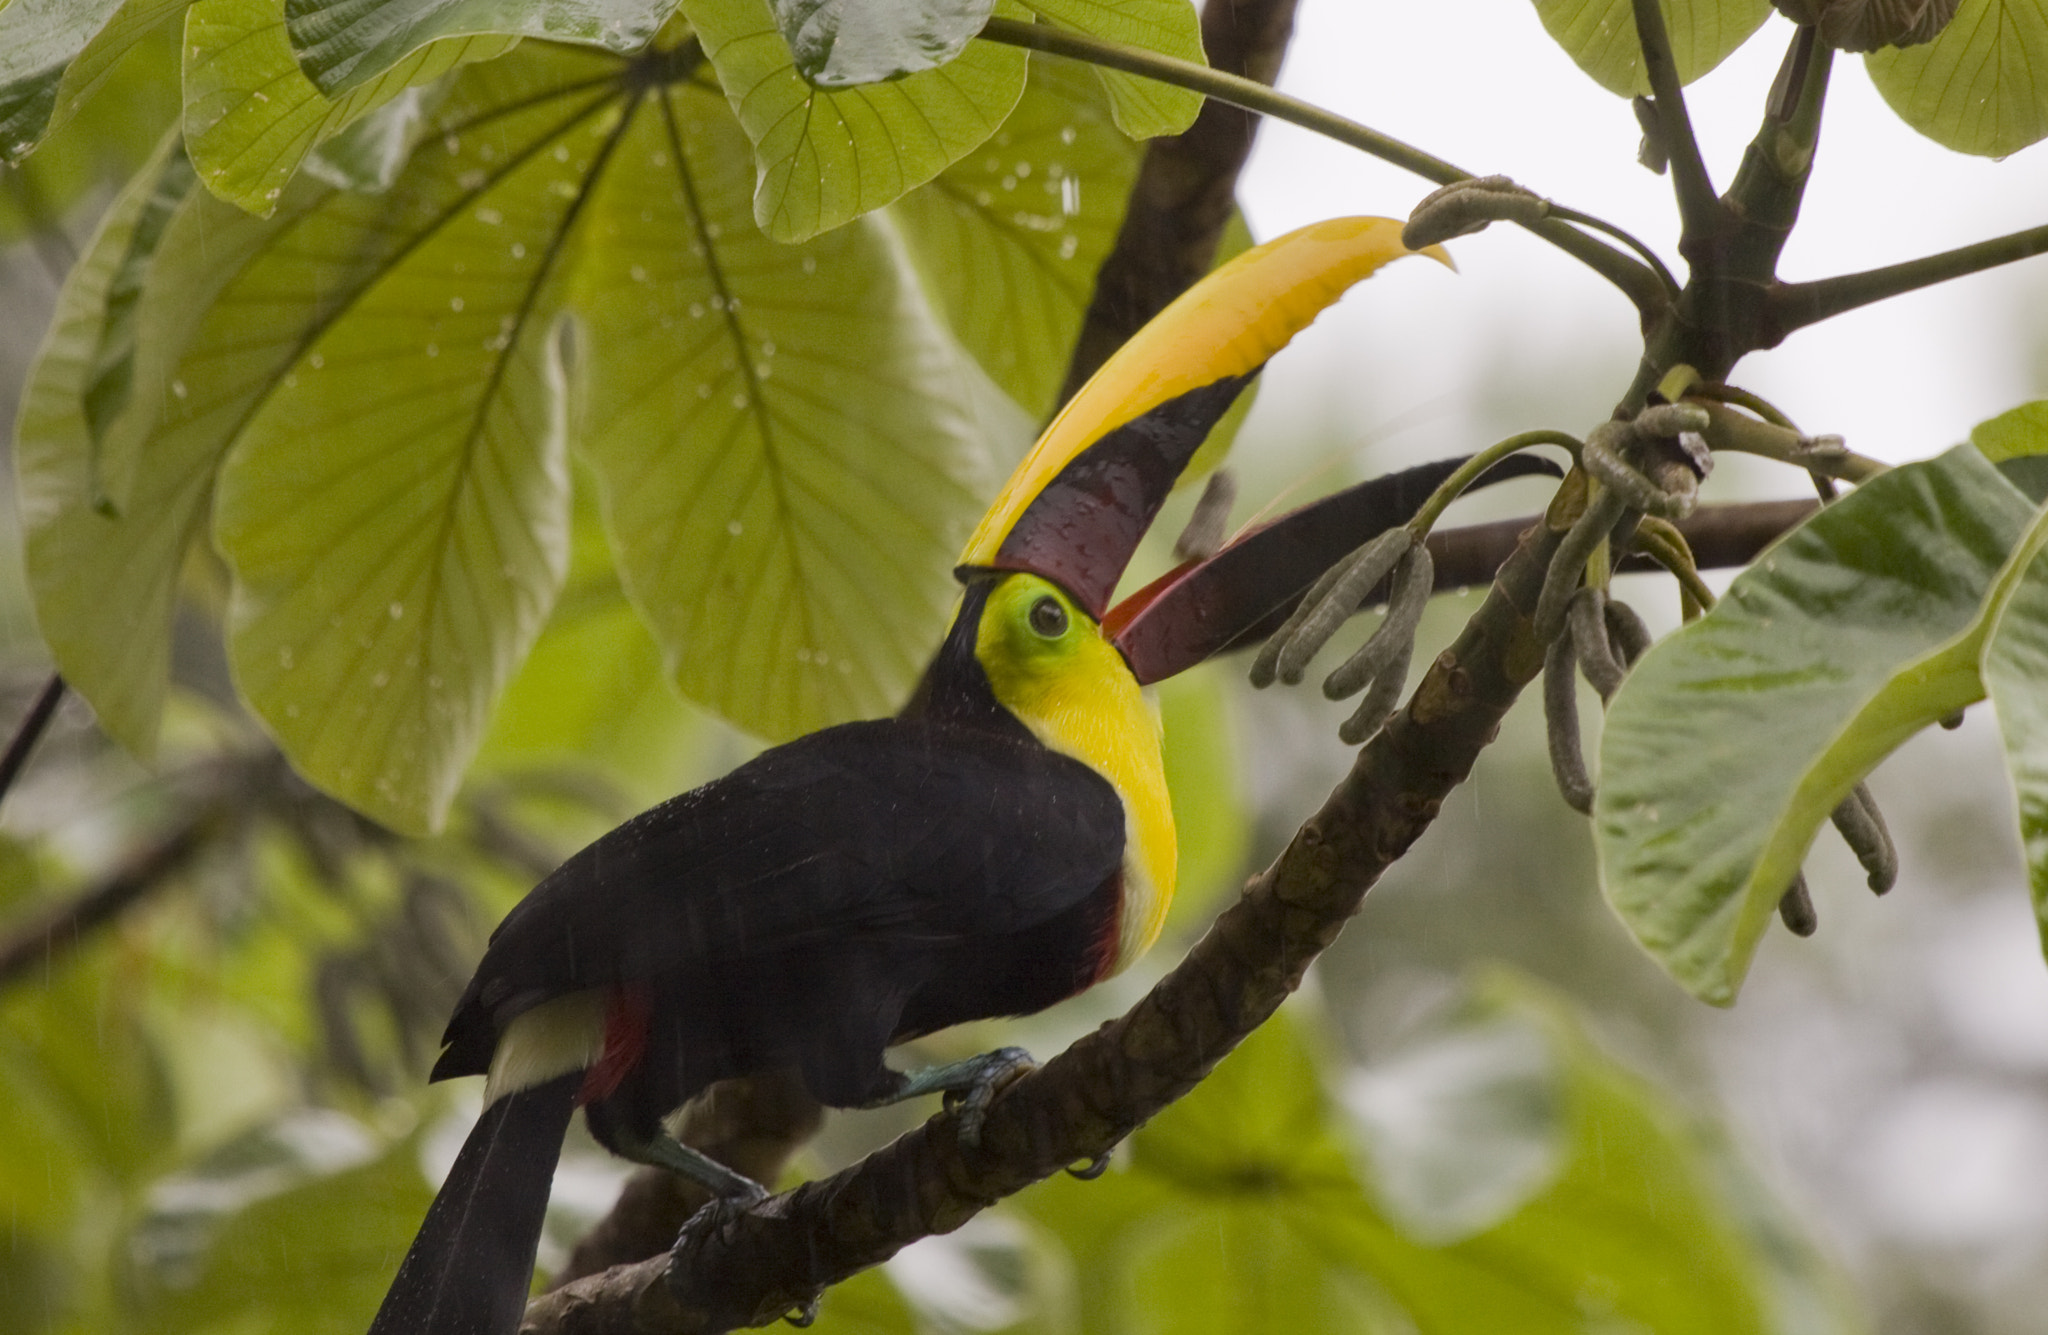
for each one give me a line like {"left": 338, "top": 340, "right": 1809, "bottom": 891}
{"left": 1056, "top": 0, "right": 1302, "bottom": 403}
{"left": 1767, "top": 220, "right": 2048, "bottom": 341}
{"left": 976, "top": 18, "right": 1669, "bottom": 317}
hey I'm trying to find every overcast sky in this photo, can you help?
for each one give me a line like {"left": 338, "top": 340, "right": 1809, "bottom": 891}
{"left": 1229, "top": 3, "right": 2047, "bottom": 482}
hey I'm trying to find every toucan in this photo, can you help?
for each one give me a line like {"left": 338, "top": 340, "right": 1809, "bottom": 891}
{"left": 365, "top": 217, "right": 1555, "bottom": 1335}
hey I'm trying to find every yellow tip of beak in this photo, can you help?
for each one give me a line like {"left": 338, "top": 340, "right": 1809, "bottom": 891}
{"left": 959, "top": 216, "right": 1449, "bottom": 571}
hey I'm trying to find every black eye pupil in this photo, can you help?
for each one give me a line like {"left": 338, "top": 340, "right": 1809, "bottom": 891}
{"left": 1029, "top": 596, "right": 1068, "bottom": 637}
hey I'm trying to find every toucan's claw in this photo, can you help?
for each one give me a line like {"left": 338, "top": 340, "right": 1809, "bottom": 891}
{"left": 783, "top": 1296, "right": 821, "bottom": 1327}
{"left": 869, "top": 1046, "right": 1036, "bottom": 1149}
{"left": 1066, "top": 1150, "right": 1116, "bottom": 1180}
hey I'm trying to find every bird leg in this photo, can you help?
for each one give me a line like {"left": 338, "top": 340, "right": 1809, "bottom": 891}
{"left": 864, "top": 1046, "right": 1036, "bottom": 1148}
{"left": 610, "top": 1126, "right": 770, "bottom": 1204}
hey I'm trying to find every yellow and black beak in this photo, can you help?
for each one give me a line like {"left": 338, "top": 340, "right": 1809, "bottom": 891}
{"left": 958, "top": 217, "right": 1443, "bottom": 621}
{"left": 958, "top": 215, "right": 1560, "bottom": 686}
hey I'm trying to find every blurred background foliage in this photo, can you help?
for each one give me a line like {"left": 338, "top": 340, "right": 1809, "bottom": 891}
{"left": 2, "top": 3, "right": 2046, "bottom": 1335}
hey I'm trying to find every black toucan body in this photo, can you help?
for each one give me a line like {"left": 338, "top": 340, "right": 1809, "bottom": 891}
{"left": 367, "top": 218, "right": 1556, "bottom": 1335}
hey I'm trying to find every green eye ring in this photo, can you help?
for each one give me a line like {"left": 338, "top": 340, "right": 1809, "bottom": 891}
{"left": 1028, "top": 595, "right": 1069, "bottom": 639}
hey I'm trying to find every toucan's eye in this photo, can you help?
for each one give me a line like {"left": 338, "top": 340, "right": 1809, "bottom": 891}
{"left": 1028, "top": 595, "right": 1069, "bottom": 638}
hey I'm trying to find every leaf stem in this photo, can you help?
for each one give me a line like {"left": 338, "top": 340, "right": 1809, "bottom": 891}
{"left": 0, "top": 675, "right": 64, "bottom": 811}
{"left": 1769, "top": 221, "right": 2048, "bottom": 338}
{"left": 975, "top": 17, "right": 1668, "bottom": 315}
{"left": 1630, "top": 0, "right": 1721, "bottom": 247}
{"left": 1406, "top": 430, "right": 1583, "bottom": 536}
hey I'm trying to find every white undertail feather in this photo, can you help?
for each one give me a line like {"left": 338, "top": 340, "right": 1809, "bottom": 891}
{"left": 484, "top": 992, "right": 606, "bottom": 1105}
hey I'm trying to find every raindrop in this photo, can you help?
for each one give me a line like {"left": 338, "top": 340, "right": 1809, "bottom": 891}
{"left": 975, "top": 190, "right": 993, "bottom": 207}
{"left": 731, "top": 392, "right": 748, "bottom": 409}
{"left": 1058, "top": 125, "right": 1077, "bottom": 145}
{"left": 309, "top": 352, "right": 325, "bottom": 369}
{"left": 444, "top": 134, "right": 461, "bottom": 154}
{"left": 390, "top": 602, "right": 405, "bottom": 619}
{"left": 689, "top": 302, "right": 706, "bottom": 318}
{"left": 760, "top": 340, "right": 776, "bottom": 357}
{"left": 426, "top": 343, "right": 440, "bottom": 358}
{"left": 286, "top": 703, "right": 301, "bottom": 718}
{"left": 1061, "top": 177, "right": 1079, "bottom": 216}
{"left": 450, "top": 297, "right": 465, "bottom": 312}
{"left": 278, "top": 647, "right": 295, "bottom": 668}
{"left": 1000, "top": 176, "right": 1016, "bottom": 191}
{"left": 511, "top": 242, "right": 527, "bottom": 259}
{"left": 650, "top": 150, "right": 668, "bottom": 167}
{"left": 697, "top": 383, "right": 713, "bottom": 398}
{"left": 372, "top": 671, "right": 390, "bottom": 687}
{"left": 727, "top": 520, "right": 744, "bottom": 536}
{"left": 630, "top": 264, "right": 647, "bottom": 282}
{"left": 801, "top": 256, "right": 816, "bottom": 274}
{"left": 171, "top": 379, "right": 188, "bottom": 399}
{"left": 705, "top": 222, "right": 722, "bottom": 239}
{"left": 1059, "top": 234, "right": 1078, "bottom": 260}
{"left": 710, "top": 295, "right": 725, "bottom": 311}
{"left": 552, "top": 143, "right": 570, "bottom": 163}
{"left": 476, "top": 206, "right": 503, "bottom": 225}
{"left": 458, "top": 169, "right": 486, "bottom": 190}
{"left": 1014, "top": 161, "right": 1031, "bottom": 178}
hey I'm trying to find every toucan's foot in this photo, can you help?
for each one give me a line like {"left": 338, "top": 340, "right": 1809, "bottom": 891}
{"left": 866, "top": 1046, "right": 1036, "bottom": 1148}
{"left": 783, "top": 1296, "right": 821, "bottom": 1327}
{"left": 620, "top": 1129, "right": 770, "bottom": 1204}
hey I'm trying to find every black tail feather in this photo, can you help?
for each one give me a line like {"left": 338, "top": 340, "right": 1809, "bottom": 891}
{"left": 369, "top": 1074, "right": 579, "bottom": 1335}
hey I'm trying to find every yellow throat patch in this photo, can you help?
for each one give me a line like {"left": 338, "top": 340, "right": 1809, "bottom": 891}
{"left": 974, "top": 574, "right": 1177, "bottom": 974}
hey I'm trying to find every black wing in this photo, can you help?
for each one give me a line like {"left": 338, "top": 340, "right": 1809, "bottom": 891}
{"left": 437, "top": 718, "right": 1125, "bottom": 1072}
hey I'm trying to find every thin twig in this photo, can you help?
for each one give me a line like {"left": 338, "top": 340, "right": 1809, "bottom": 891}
{"left": 0, "top": 675, "right": 66, "bottom": 812}
{"left": 1768, "top": 221, "right": 2048, "bottom": 340}
{"left": 1629, "top": 0, "right": 1721, "bottom": 247}
{"left": 975, "top": 18, "right": 1668, "bottom": 315}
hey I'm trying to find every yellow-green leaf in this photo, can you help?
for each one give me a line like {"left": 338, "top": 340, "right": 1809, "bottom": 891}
{"left": 1024, "top": 0, "right": 1203, "bottom": 138}
{"left": 683, "top": 0, "right": 1027, "bottom": 241}
{"left": 184, "top": 0, "right": 517, "bottom": 216}
{"left": 1529, "top": 0, "right": 1773, "bottom": 96}
{"left": 1868, "top": 0, "right": 2048, "bottom": 157}
{"left": 571, "top": 78, "right": 1002, "bottom": 740}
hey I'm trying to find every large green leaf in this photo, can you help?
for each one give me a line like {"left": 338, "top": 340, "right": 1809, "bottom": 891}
{"left": 571, "top": 78, "right": 1000, "bottom": 740}
{"left": 770, "top": 0, "right": 996, "bottom": 85}
{"left": 0, "top": 5, "right": 181, "bottom": 238}
{"left": 184, "top": 0, "right": 517, "bottom": 216}
{"left": 283, "top": 0, "right": 670, "bottom": 95}
{"left": 0, "top": 0, "right": 126, "bottom": 164}
{"left": 683, "top": 0, "right": 1027, "bottom": 241}
{"left": 1975, "top": 404, "right": 2048, "bottom": 959}
{"left": 1024, "top": 0, "right": 1203, "bottom": 138}
{"left": 212, "top": 52, "right": 645, "bottom": 833}
{"left": 1868, "top": 0, "right": 2048, "bottom": 157}
{"left": 1529, "top": 0, "right": 1774, "bottom": 96}
{"left": 15, "top": 131, "right": 203, "bottom": 756}
{"left": 889, "top": 54, "right": 1136, "bottom": 419}
{"left": 1596, "top": 446, "right": 2045, "bottom": 1005}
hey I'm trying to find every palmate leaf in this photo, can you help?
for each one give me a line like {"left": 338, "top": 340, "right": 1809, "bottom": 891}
{"left": 683, "top": 0, "right": 1028, "bottom": 241}
{"left": 185, "top": 0, "right": 518, "bottom": 216}
{"left": 570, "top": 76, "right": 999, "bottom": 741}
{"left": 283, "top": 0, "right": 672, "bottom": 95}
{"left": 1596, "top": 445, "right": 2048, "bottom": 1005}
{"left": 24, "top": 35, "right": 1019, "bottom": 830}
{"left": 1528, "top": 0, "right": 1774, "bottom": 96}
{"left": 1867, "top": 0, "right": 2048, "bottom": 157}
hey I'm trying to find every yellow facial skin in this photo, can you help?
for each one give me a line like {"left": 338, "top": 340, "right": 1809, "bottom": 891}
{"left": 974, "top": 574, "right": 1177, "bottom": 975}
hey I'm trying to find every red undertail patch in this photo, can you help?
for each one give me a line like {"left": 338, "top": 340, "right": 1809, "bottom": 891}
{"left": 579, "top": 987, "right": 651, "bottom": 1105}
